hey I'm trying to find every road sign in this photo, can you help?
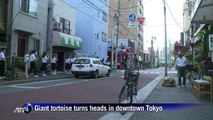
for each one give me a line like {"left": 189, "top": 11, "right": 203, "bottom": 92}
{"left": 129, "top": 21, "right": 136, "bottom": 27}
{"left": 129, "top": 14, "right": 136, "bottom": 22}
{"left": 137, "top": 17, "right": 145, "bottom": 24}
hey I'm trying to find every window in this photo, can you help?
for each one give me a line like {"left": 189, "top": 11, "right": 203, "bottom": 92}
{"left": 102, "top": 11, "right": 107, "bottom": 22}
{"left": 95, "top": 33, "right": 99, "bottom": 40}
{"left": 74, "top": 59, "right": 90, "bottom": 64}
{"left": 102, "top": 32, "right": 107, "bottom": 42}
{"left": 93, "top": 60, "right": 100, "bottom": 64}
{"left": 103, "top": 0, "right": 108, "bottom": 2}
{"left": 21, "top": 0, "right": 38, "bottom": 16}
{"left": 60, "top": 17, "right": 71, "bottom": 34}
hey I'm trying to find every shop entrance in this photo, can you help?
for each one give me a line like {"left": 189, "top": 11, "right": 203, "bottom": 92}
{"left": 57, "top": 52, "right": 64, "bottom": 71}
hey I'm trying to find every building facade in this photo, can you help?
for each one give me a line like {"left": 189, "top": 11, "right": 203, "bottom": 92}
{"left": 183, "top": 0, "right": 213, "bottom": 61}
{"left": 108, "top": 0, "right": 144, "bottom": 58}
{"left": 52, "top": 0, "right": 82, "bottom": 71}
{"left": 0, "top": 0, "right": 8, "bottom": 48}
{"left": 8, "top": 0, "right": 50, "bottom": 59}
{"left": 64, "top": 0, "right": 109, "bottom": 60}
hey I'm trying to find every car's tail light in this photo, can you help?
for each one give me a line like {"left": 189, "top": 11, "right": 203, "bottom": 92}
{"left": 90, "top": 64, "right": 93, "bottom": 67}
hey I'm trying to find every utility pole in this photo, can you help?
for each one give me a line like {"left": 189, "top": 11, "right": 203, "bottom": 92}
{"left": 151, "top": 36, "right": 156, "bottom": 68}
{"left": 114, "top": 0, "right": 120, "bottom": 71}
{"left": 163, "top": 0, "right": 168, "bottom": 76}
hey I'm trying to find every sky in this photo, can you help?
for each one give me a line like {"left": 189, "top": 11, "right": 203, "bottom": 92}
{"left": 143, "top": 0, "right": 184, "bottom": 50}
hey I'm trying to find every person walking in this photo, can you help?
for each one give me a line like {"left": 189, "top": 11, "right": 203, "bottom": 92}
{"left": 28, "top": 50, "right": 38, "bottom": 77}
{"left": 0, "top": 48, "right": 6, "bottom": 79}
{"left": 176, "top": 51, "right": 187, "bottom": 88}
{"left": 41, "top": 52, "right": 48, "bottom": 76}
{"left": 51, "top": 55, "right": 58, "bottom": 75}
{"left": 65, "top": 55, "right": 71, "bottom": 74}
{"left": 70, "top": 55, "right": 76, "bottom": 73}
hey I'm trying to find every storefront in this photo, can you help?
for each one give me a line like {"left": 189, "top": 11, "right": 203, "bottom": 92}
{"left": 52, "top": 31, "right": 82, "bottom": 71}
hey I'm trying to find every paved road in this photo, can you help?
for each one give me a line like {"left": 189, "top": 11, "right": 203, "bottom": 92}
{"left": 0, "top": 68, "right": 162, "bottom": 120}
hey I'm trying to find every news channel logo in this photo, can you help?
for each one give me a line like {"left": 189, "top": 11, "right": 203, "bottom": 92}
{"left": 14, "top": 103, "right": 33, "bottom": 113}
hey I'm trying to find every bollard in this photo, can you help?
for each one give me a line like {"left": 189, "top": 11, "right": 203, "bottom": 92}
{"left": 24, "top": 54, "right": 29, "bottom": 80}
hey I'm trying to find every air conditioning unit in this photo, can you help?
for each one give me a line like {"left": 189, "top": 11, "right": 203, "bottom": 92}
{"left": 53, "top": 22, "right": 62, "bottom": 30}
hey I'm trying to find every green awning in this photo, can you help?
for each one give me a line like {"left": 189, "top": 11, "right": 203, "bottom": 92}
{"left": 53, "top": 31, "right": 82, "bottom": 50}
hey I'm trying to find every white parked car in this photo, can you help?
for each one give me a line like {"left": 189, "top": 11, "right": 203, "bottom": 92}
{"left": 71, "top": 57, "right": 111, "bottom": 78}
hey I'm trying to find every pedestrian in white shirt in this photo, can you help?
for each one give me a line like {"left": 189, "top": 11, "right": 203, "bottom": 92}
{"left": 65, "top": 55, "right": 71, "bottom": 74}
{"left": 28, "top": 50, "right": 38, "bottom": 77}
{"left": 51, "top": 55, "right": 58, "bottom": 75}
{"left": 70, "top": 55, "right": 76, "bottom": 73}
{"left": 41, "top": 52, "right": 48, "bottom": 76}
{"left": 176, "top": 51, "right": 187, "bottom": 88}
{"left": 0, "top": 48, "right": 6, "bottom": 79}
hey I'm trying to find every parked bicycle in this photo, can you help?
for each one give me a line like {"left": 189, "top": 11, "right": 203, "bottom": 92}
{"left": 187, "top": 64, "right": 202, "bottom": 86}
{"left": 118, "top": 61, "right": 140, "bottom": 114}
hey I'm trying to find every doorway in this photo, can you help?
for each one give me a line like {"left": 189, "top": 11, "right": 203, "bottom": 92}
{"left": 57, "top": 52, "right": 64, "bottom": 71}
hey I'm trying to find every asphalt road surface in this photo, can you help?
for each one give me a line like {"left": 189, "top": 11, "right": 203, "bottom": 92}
{"left": 0, "top": 68, "right": 162, "bottom": 120}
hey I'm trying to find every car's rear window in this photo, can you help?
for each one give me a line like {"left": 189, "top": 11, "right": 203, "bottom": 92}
{"left": 74, "top": 59, "right": 90, "bottom": 64}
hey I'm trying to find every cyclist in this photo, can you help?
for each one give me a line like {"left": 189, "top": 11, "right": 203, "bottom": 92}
{"left": 123, "top": 53, "right": 139, "bottom": 94}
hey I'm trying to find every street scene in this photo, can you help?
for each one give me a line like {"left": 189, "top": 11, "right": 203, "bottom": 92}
{"left": 0, "top": 0, "right": 213, "bottom": 120}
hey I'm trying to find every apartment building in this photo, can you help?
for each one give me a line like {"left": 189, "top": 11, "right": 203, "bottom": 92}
{"left": 108, "top": 0, "right": 144, "bottom": 59}
{"left": 64, "top": 0, "right": 109, "bottom": 60}
{"left": 6, "top": 0, "right": 50, "bottom": 59}
{"left": 52, "top": 0, "right": 82, "bottom": 71}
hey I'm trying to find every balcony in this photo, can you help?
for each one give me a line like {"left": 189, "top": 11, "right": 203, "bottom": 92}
{"left": 190, "top": 0, "right": 213, "bottom": 23}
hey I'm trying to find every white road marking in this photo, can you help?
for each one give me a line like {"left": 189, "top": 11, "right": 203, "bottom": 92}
{"left": 37, "top": 80, "right": 90, "bottom": 89}
{"left": 9, "top": 85, "right": 39, "bottom": 89}
{"left": 10, "top": 79, "right": 69, "bottom": 86}
{"left": 168, "top": 71, "right": 177, "bottom": 74}
{"left": 7, "top": 79, "right": 95, "bottom": 90}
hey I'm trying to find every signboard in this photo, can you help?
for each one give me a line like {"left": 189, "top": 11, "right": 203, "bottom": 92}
{"left": 59, "top": 32, "right": 82, "bottom": 49}
{"left": 129, "top": 21, "right": 136, "bottom": 27}
{"left": 137, "top": 17, "right": 145, "bottom": 24}
{"left": 128, "top": 13, "right": 136, "bottom": 27}
{"left": 129, "top": 14, "right": 136, "bottom": 22}
{"left": 209, "top": 34, "right": 213, "bottom": 51}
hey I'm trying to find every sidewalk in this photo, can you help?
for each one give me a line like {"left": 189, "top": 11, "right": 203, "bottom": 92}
{"left": 130, "top": 67, "right": 213, "bottom": 120}
{"left": 0, "top": 71, "right": 73, "bottom": 86}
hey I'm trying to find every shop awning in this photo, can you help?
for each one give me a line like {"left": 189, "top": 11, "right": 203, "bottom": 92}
{"left": 191, "top": 0, "right": 213, "bottom": 23}
{"left": 52, "top": 31, "right": 82, "bottom": 50}
{"left": 194, "top": 24, "right": 205, "bottom": 37}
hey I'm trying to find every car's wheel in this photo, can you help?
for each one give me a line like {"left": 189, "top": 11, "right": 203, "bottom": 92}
{"left": 93, "top": 71, "right": 98, "bottom": 78}
{"left": 106, "top": 70, "right": 110, "bottom": 77}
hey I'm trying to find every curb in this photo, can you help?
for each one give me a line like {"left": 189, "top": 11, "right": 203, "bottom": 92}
{"left": 0, "top": 71, "right": 121, "bottom": 86}
{"left": 0, "top": 75, "right": 73, "bottom": 86}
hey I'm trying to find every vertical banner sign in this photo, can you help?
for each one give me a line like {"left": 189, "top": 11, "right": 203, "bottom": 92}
{"left": 209, "top": 34, "right": 213, "bottom": 51}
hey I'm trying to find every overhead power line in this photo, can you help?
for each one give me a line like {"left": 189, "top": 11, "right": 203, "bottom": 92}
{"left": 165, "top": 1, "right": 183, "bottom": 31}
{"left": 81, "top": 0, "right": 138, "bottom": 38}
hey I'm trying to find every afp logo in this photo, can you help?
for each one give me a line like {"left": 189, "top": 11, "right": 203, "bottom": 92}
{"left": 14, "top": 103, "right": 33, "bottom": 114}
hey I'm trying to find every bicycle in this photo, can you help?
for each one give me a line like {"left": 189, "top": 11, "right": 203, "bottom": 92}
{"left": 187, "top": 64, "right": 202, "bottom": 86}
{"left": 118, "top": 61, "right": 140, "bottom": 114}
